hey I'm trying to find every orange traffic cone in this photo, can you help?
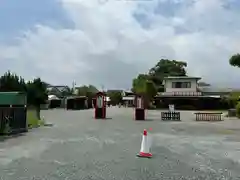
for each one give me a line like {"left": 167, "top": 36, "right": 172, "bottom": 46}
{"left": 137, "top": 129, "right": 152, "bottom": 158}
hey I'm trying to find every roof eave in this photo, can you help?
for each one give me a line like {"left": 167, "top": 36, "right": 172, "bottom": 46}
{"left": 164, "top": 76, "right": 202, "bottom": 80}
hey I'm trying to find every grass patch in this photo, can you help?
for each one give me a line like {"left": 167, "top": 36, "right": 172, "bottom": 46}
{"left": 27, "top": 110, "right": 42, "bottom": 128}
{"left": 216, "top": 129, "right": 236, "bottom": 134}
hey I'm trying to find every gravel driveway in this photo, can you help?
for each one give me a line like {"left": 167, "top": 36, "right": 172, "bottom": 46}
{"left": 0, "top": 107, "right": 240, "bottom": 179}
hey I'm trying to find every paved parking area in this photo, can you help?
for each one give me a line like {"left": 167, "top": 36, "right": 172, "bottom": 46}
{"left": 0, "top": 107, "right": 240, "bottom": 179}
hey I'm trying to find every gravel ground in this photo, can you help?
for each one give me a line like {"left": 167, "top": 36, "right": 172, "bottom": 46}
{"left": 1, "top": 107, "right": 240, "bottom": 179}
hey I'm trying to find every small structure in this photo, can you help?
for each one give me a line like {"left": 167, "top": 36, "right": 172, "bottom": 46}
{"left": 195, "top": 112, "right": 223, "bottom": 121}
{"left": 94, "top": 92, "right": 106, "bottom": 119}
{"left": 0, "top": 92, "right": 27, "bottom": 134}
{"left": 162, "top": 76, "right": 201, "bottom": 95}
{"left": 48, "top": 94, "right": 62, "bottom": 109}
{"left": 161, "top": 104, "right": 181, "bottom": 121}
{"left": 122, "top": 91, "right": 135, "bottom": 107}
{"left": 92, "top": 95, "right": 109, "bottom": 108}
{"left": 66, "top": 96, "right": 88, "bottom": 110}
{"left": 155, "top": 76, "right": 229, "bottom": 110}
{"left": 135, "top": 94, "right": 145, "bottom": 120}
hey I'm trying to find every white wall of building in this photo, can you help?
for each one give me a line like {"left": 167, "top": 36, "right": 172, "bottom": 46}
{"left": 164, "top": 78, "right": 198, "bottom": 92}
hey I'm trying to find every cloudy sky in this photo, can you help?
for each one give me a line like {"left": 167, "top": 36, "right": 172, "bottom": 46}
{"left": 0, "top": 0, "right": 240, "bottom": 89}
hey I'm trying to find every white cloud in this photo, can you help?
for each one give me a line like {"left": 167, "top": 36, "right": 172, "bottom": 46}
{"left": 0, "top": 0, "right": 240, "bottom": 88}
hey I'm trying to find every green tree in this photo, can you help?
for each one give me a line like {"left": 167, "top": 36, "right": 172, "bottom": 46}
{"left": 132, "top": 74, "right": 157, "bottom": 101}
{"left": 88, "top": 85, "right": 99, "bottom": 93}
{"left": 26, "top": 78, "right": 48, "bottom": 106}
{"left": 132, "top": 59, "right": 187, "bottom": 98}
{"left": 0, "top": 72, "right": 47, "bottom": 119}
{"left": 77, "top": 85, "right": 89, "bottom": 96}
{"left": 236, "top": 102, "right": 240, "bottom": 118}
{"left": 0, "top": 71, "right": 47, "bottom": 106}
{"left": 148, "top": 59, "right": 187, "bottom": 91}
{"left": 0, "top": 71, "right": 26, "bottom": 92}
{"left": 132, "top": 74, "right": 149, "bottom": 94}
{"left": 149, "top": 59, "right": 187, "bottom": 76}
{"left": 229, "top": 53, "right": 240, "bottom": 67}
{"left": 145, "top": 80, "right": 157, "bottom": 100}
{"left": 107, "top": 91, "right": 122, "bottom": 105}
{"left": 77, "top": 85, "right": 99, "bottom": 97}
{"left": 26, "top": 78, "right": 48, "bottom": 119}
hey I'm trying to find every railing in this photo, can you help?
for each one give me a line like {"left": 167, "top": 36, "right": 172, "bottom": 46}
{"left": 161, "top": 112, "right": 181, "bottom": 121}
{"left": 160, "top": 91, "right": 202, "bottom": 96}
{"left": 195, "top": 112, "right": 223, "bottom": 121}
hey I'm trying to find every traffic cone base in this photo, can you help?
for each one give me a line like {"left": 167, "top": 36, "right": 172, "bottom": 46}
{"left": 137, "top": 152, "right": 152, "bottom": 158}
{"left": 137, "top": 129, "right": 152, "bottom": 158}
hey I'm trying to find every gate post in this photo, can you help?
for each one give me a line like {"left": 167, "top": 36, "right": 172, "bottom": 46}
{"left": 134, "top": 94, "right": 145, "bottom": 120}
{"left": 94, "top": 92, "right": 106, "bottom": 119}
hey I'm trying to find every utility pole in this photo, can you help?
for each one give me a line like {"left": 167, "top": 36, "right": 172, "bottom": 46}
{"left": 101, "top": 84, "right": 105, "bottom": 92}
{"left": 72, "top": 80, "right": 76, "bottom": 94}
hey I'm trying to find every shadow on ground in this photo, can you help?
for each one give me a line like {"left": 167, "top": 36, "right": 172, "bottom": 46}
{"left": 0, "top": 133, "right": 26, "bottom": 142}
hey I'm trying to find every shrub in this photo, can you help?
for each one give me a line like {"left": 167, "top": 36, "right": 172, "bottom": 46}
{"left": 1, "top": 120, "right": 11, "bottom": 135}
{"left": 148, "top": 104, "right": 156, "bottom": 109}
{"left": 227, "top": 92, "right": 240, "bottom": 108}
{"left": 227, "top": 97, "right": 239, "bottom": 108}
{"left": 27, "top": 109, "right": 40, "bottom": 128}
{"left": 236, "top": 102, "right": 240, "bottom": 118}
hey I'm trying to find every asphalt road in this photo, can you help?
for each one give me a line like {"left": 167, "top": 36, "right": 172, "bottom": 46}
{"left": 1, "top": 107, "right": 240, "bottom": 179}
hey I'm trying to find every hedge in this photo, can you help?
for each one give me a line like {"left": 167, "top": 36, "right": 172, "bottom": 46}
{"left": 236, "top": 102, "right": 240, "bottom": 118}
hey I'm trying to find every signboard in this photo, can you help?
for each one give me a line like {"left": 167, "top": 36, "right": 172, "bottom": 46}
{"left": 136, "top": 97, "right": 143, "bottom": 109}
{"left": 169, "top": 104, "right": 175, "bottom": 112}
{"left": 96, "top": 96, "right": 103, "bottom": 108}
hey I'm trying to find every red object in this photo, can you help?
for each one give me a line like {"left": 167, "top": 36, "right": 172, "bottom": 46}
{"left": 143, "top": 129, "right": 147, "bottom": 136}
{"left": 94, "top": 92, "right": 106, "bottom": 119}
{"left": 138, "top": 152, "right": 152, "bottom": 158}
{"left": 137, "top": 129, "right": 152, "bottom": 158}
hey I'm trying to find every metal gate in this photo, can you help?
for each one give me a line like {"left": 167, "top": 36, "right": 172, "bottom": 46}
{"left": 161, "top": 112, "right": 181, "bottom": 121}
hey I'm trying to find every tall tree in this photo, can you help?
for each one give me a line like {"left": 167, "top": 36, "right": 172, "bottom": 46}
{"left": 0, "top": 71, "right": 26, "bottom": 92}
{"left": 0, "top": 71, "right": 47, "bottom": 119}
{"left": 88, "top": 85, "right": 98, "bottom": 92}
{"left": 132, "top": 74, "right": 149, "bottom": 94}
{"left": 229, "top": 53, "right": 240, "bottom": 67}
{"left": 26, "top": 78, "right": 47, "bottom": 119}
{"left": 132, "top": 74, "right": 157, "bottom": 101}
{"left": 149, "top": 59, "right": 187, "bottom": 91}
{"left": 145, "top": 80, "right": 157, "bottom": 100}
{"left": 77, "top": 85, "right": 99, "bottom": 97}
{"left": 132, "top": 59, "right": 188, "bottom": 97}
{"left": 107, "top": 91, "right": 123, "bottom": 105}
{"left": 26, "top": 78, "right": 48, "bottom": 106}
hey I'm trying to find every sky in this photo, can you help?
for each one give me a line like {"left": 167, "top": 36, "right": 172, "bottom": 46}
{"left": 0, "top": 0, "right": 240, "bottom": 89}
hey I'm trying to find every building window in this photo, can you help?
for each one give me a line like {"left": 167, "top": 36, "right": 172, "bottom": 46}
{"left": 182, "top": 82, "right": 191, "bottom": 88}
{"left": 172, "top": 82, "right": 182, "bottom": 88}
{"left": 172, "top": 82, "right": 191, "bottom": 88}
